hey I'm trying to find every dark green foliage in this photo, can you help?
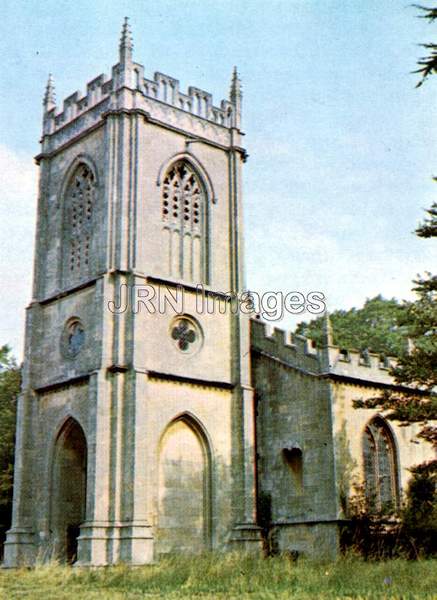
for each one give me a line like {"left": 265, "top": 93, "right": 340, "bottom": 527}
{"left": 296, "top": 295, "right": 408, "bottom": 356}
{"left": 413, "top": 5, "right": 437, "bottom": 86}
{"left": 350, "top": 18, "right": 437, "bottom": 554}
{"left": 257, "top": 491, "right": 276, "bottom": 556}
{"left": 416, "top": 200, "right": 437, "bottom": 238}
{"left": 353, "top": 203, "right": 437, "bottom": 468}
{"left": 340, "top": 514, "right": 401, "bottom": 560}
{"left": 346, "top": 9, "right": 437, "bottom": 559}
{"left": 341, "top": 469, "right": 437, "bottom": 559}
{"left": 0, "top": 345, "right": 20, "bottom": 558}
{"left": 352, "top": 202, "right": 436, "bottom": 558}
{"left": 400, "top": 466, "right": 437, "bottom": 557}
{"left": 353, "top": 391, "right": 437, "bottom": 429}
{"left": 339, "top": 482, "right": 399, "bottom": 559}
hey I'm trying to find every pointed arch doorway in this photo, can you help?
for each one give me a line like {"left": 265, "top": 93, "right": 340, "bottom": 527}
{"left": 50, "top": 418, "right": 87, "bottom": 563}
{"left": 156, "top": 416, "right": 212, "bottom": 556}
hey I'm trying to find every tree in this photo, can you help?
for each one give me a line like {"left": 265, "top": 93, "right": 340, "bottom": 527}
{"left": 345, "top": 7, "right": 437, "bottom": 557}
{"left": 0, "top": 345, "right": 20, "bottom": 557}
{"left": 400, "top": 462, "right": 437, "bottom": 556}
{"left": 295, "top": 295, "right": 408, "bottom": 356}
{"left": 352, "top": 2, "right": 437, "bottom": 471}
{"left": 414, "top": 5, "right": 437, "bottom": 86}
{"left": 416, "top": 199, "right": 437, "bottom": 237}
{"left": 353, "top": 207, "right": 437, "bottom": 472}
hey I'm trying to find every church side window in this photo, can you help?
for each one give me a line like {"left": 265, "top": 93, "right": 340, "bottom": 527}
{"left": 63, "top": 163, "right": 96, "bottom": 285}
{"left": 161, "top": 161, "right": 207, "bottom": 283}
{"left": 363, "top": 418, "right": 398, "bottom": 513}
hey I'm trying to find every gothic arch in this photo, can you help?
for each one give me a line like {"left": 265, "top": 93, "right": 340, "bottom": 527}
{"left": 156, "top": 152, "right": 217, "bottom": 204}
{"left": 60, "top": 155, "right": 99, "bottom": 287}
{"left": 161, "top": 411, "right": 214, "bottom": 461}
{"left": 52, "top": 413, "right": 87, "bottom": 445}
{"left": 50, "top": 416, "right": 88, "bottom": 563}
{"left": 59, "top": 154, "right": 99, "bottom": 195}
{"left": 156, "top": 413, "right": 212, "bottom": 555}
{"left": 362, "top": 416, "right": 399, "bottom": 512}
{"left": 159, "top": 158, "right": 211, "bottom": 284}
{"left": 48, "top": 414, "right": 88, "bottom": 483}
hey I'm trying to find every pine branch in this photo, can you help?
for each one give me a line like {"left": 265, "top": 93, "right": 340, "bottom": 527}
{"left": 412, "top": 5, "right": 437, "bottom": 22}
{"left": 354, "top": 391, "right": 437, "bottom": 450}
{"left": 413, "top": 5, "right": 437, "bottom": 85}
{"left": 414, "top": 44, "right": 437, "bottom": 87}
{"left": 416, "top": 202, "right": 437, "bottom": 237}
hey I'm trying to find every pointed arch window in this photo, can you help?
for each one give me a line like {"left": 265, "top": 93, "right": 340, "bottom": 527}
{"left": 161, "top": 160, "right": 207, "bottom": 283}
{"left": 63, "top": 163, "right": 96, "bottom": 285}
{"left": 363, "top": 418, "right": 398, "bottom": 512}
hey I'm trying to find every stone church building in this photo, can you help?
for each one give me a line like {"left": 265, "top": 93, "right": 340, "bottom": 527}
{"left": 3, "top": 20, "right": 433, "bottom": 567}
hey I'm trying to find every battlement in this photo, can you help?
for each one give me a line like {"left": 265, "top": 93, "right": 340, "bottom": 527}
{"left": 141, "top": 72, "right": 235, "bottom": 126}
{"left": 250, "top": 320, "right": 323, "bottom": 375}
{"left": 250, "top": 319, "right": 397, "bottom": 386}
{"left": 53, "top": 73, "right": 112, "bottom": 127}
{"left": 43, "top": 65, "right": 236, "bottom": 138}
{"left": 41, "top": 19, "right": 241, "bottom": 151}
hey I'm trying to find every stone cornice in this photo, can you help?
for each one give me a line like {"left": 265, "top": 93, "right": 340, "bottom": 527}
{"left": 36, "top": 109, "right": 247, "bottom": 163}
{"left": 105, "top": 364, "right": 235, "bottom": 390}
{"left": 36, "top": 277, "right": 101, "bottom": 306}
{"left": 34, "top": 373, "right": 90, "bottom": 394}
{"left": 146, "top": 370, "right": 235, "bottom": 390}
{"left": 35, "top": 119, "right": 106, "bottom": 164}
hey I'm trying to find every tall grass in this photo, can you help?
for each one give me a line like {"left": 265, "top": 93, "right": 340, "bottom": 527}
{"left": 0, "top": 553, "right": 435, "bottom": 599}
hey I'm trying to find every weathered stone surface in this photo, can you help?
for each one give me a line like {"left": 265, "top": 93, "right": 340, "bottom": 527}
{"left": 4, "top": 20, "right": 259, "bottom": 567}
{"left": 3, "top": 20, "right": 433, "bottom": 568}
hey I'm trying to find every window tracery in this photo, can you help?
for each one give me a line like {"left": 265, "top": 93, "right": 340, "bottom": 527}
{"left": 161, "top": 161, "right": 206, "bottom": 283}
{"left": 363, "top": 418, "right": 398, "bottom": 512}
{"left": 63, "top": 163, "right": 96, "bottom": 284}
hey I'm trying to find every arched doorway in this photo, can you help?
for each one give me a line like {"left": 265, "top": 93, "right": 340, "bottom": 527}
{"left": 50, "top": 418, "right": 87, "bottom": 563}
{"left": 156, "top": 416, "right": 211, "bottom": 555}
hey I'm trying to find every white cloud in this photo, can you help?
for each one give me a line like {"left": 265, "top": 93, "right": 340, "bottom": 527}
{"left": 0, "top": 144, "right": 38, "bottom": 359}
{"left": 0, "top": 140, "right": 433, "bottom": 359}
{"left": 245, "top": 188, "right": 435, "bottom": 334}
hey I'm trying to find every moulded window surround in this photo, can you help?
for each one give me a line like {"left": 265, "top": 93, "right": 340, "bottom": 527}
{"left": 363, "top": 417, "right": 399, "bottom": 513}
{"left": 161, "top": 160, "right": 208, "bottom": 284}
{"left": 60, "top": 317, "right": 86, "bottom": 360}
{"left": 62, "top": 162, "right": 96, "bottom": 287}
{"left": 169, "top": 314, "right": 203, "bottom": 356}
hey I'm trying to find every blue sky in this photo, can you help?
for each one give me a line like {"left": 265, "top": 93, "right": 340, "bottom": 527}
{"left": 0, "top": 0, "right": 436, "bottom": 358}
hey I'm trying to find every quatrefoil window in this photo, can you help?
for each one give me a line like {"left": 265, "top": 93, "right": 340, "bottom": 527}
{"left": 170, "top": 316, "right": 202, "bottom": 354}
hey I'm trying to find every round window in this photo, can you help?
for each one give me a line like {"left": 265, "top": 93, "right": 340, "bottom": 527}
{"left": 170, "top": 316, "right": 203, "bottom": 355}
{"left": 62, "top": 318, "right": 85, "bottom": 358}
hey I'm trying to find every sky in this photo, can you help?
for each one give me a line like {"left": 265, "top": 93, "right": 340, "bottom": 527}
{"left": 0, "top": 0, "right": 436, "bottom": 359}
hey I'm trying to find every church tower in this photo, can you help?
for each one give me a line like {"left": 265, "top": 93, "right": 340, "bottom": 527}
{"left": 4, "top": 19, "right": 261, "bottom": 566}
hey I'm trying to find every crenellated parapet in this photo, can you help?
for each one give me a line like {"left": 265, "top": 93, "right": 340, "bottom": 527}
{"left": 139, "top": 72, "right": 235, "bottom": 126}
{"left": 41, "top": 19, "right": 240, "bottom": 155}
{"left": 324, "top": 345, "right": 396, "bottom": 385}
{"left": 250, "top": 318, "right": 397, "bottom": 386}
{"left": 44, "top": 69, "right": 235, "bottom": 135}
{"left": 250, "top": 319, "right": 324, "bottom": 376}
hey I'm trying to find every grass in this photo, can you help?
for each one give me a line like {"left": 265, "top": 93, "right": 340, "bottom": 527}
{"left": 0, "top": 553, "right": 436, "bottom": 599}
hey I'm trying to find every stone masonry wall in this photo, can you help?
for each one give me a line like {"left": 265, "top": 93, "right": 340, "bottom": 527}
{"left": 251, "top": 320, "right": 339, "bottom": 558}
